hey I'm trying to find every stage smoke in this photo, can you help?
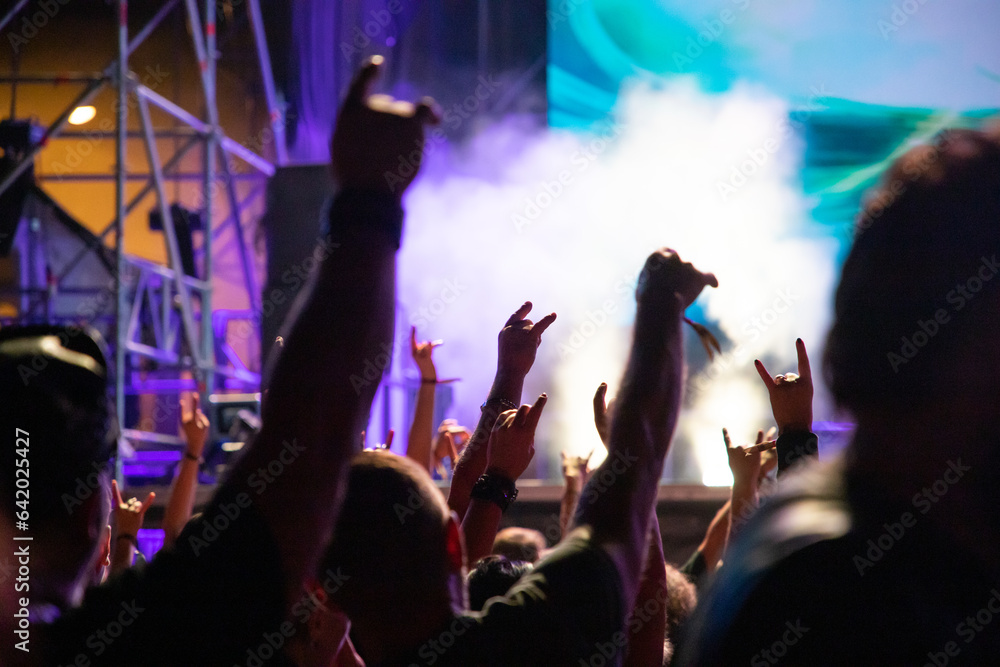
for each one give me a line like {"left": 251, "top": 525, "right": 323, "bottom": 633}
{"left": 397, "top": 77, "right": 837, "bottom": 484}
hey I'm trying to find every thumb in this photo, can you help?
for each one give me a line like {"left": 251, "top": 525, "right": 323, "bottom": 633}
{"left": 344, "top": 56, "right": 383, "bottom": 109}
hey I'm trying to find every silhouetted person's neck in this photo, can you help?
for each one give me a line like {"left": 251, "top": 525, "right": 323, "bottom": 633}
{"left": 847, "top": 398, "right": 1000, "bottom": 572}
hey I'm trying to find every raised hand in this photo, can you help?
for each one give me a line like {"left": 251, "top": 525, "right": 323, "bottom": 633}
{"left": 635, "top": 248, "right": 718, "bottom": 312}
{"left": 498, "top": 302, "right": 557, "bottom": 379}
{"left": 331, "top": 56, "right": 441, "bottom": 198}
{"left": 180, "top": 392, "right": 209, "bottom": 459}
{"left": 410, "top": 326, "right": 442, "bottom": 381}
{"left": 724, "top": 428, "right": 764, "bottom": 489}
{"left": 486, "top": 394, "right": 548, "bottom": 481}
{"left": 754, "top": 338, "right": 814, "bottom": 435}
{"left": 434, "top": 420, "right": 470, "bottom": 462}
{"left": 111, "top": 479, "right": 155, "bottom": 541}
{"left": 561, "top": 450, "right": 593, "bottom": 483}
{"left": 592, "top": 382, "right": 610, "bottom": 448}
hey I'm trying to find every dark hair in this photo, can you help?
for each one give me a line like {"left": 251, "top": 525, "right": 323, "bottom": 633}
{"left": 466, "top": 555, "right": 532, "bottom": 612}
{"left": 825, "top": 127, "right": 1000, "bottom": 412}
{"left": 320, "top": 451, "right": 453, "bottom": 625}
{"left": 0, "top": 325, "right": 115, "bottom": 526}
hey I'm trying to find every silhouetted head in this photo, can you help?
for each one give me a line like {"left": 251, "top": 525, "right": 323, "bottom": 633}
{"left": 319, "top": 451, "right": 464, "bottom": 635}
{"left": 663, "top": 561, "right": 697, "bottom": 663}
{"left": 826, "top": 127, "right": 1000, "bottom": 416}
{"left": 0, "top": 325, "right": 116, "bottom": 608}
{"left": 492, "top": 526, "right": 547, "bottom": 563}
{"left": 466, "top": 555, "right": 532, "bottom": 612}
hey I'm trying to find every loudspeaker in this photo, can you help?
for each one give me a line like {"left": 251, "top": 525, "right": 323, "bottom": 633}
{"left": 258, "top": 164, "right": 333, "bottom": 370}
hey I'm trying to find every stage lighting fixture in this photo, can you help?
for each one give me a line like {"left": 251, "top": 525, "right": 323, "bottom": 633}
{"left": 0, "top": 119, "right": 43, "bottom": 155}
{"left": 204, "top": 393, "right": 261, "bottom": 479}
{"left": 148, "top": 204, "right": 202, "bottom": 278}
{"left": 68, "top": 106, "right": 97, "bottom": 126}
{"left": 0, "top": 120, "right": 43, "bottom": 257}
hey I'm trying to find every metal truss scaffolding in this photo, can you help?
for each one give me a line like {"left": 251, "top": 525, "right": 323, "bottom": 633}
{"left": 0, "top": 0, "right": 283, "bottom": 470}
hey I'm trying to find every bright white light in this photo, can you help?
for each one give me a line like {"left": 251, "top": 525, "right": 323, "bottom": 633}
{"left": 68, "top": 106, "right": 97, "bottom": 125}
{"left": 398, "top": 78, "right": 836, "bottom": 484}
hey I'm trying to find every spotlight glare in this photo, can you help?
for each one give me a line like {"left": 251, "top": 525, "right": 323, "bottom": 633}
{"left": 68, "top": 106, "right": 97, "bottom": 125}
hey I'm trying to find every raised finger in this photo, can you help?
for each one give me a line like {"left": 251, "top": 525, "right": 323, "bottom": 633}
{"left": 525, "top": 393, "right": 548, "bottom": 431}
{"left": 410, "top": 326, "right": 417, "bottom": 353}
{"left": 513, "top": 403, "right": 531, "bottom": 428}
{"left": 385, "top": 429, "right": 394, "bottom": 449}
{"left": 796, "top": 338, "right": 812, "bottom": 383}
{"left": 722, "top": 427, "right": 732, "bottom": 449}
{"left": 755, "top": 429, "right": 765, "bottom": 445}
{"left": 111, "top": 479, "right": 123, "bottom": 506}
{"left": 493, "top": 409, "right": 518, "bottom": 431}
{"left": 754, "top": 359, "right": 776, "bottom": 391}
{"left": 593, "top": 383, "right": 608, "bottom": 419}
{"left": 344, "top": 55, "right": 383, "bottom": 109}
{"left": 141, "top": 492, "right": 156, "bottom": 512}
{"left": 505, "top": 301, "right": 532, "bottom": 326}
{"left": 530, "top": 312, "right": 557, "bottom": 338}
{"left": 745, "top": 440, "right": 777, "bottom": 454}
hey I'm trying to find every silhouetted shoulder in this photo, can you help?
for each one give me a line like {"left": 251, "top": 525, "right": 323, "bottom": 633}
{"left": 678, "top": 457, "right": 1000, "bottom": 666}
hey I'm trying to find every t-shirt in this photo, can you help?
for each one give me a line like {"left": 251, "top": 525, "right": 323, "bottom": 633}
{"left": 676, "top": 455, "right": 1000, "bottom": 665}
{"left": 39, "top": 486, "right": 288, "bottom": 666}
{"left": 385, "top": 532, "right": 626, "bottom": 667}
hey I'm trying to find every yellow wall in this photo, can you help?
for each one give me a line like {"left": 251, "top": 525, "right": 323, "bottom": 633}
{"left": 0, "top": 5, "right": 271, "bottom": 313}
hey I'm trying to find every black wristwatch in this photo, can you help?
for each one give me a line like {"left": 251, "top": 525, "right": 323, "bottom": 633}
{"left": 470, "top": 472, "right": 518, "bottom": 512}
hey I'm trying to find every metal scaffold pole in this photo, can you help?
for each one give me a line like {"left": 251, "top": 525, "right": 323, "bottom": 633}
{"left": 1, "top": 0, "right": 281, "bottom": 476}
{"left": 201, "top": 0, "right": 217, "bottom": 401}
{"left": 114, "top": 0, "right": 129, "bottom": 479}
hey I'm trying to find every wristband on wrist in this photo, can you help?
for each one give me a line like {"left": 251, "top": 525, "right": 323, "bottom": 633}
{"left": 327, "top": 189, "right": 405, "bottom": 249}
{"left": 420, "top": 378, "right": 438, "bottom": 384}
{"left": 481, "top": 397, "right": 518, "bottom": 413}
{"left": 183, "top": 450, "right": 204, "bottom": 463}
{"left": 470, "top": 473, "right": 518, "bottom": 512}
{"left": 116, "top": 534, "right": 139, "bottom": 549}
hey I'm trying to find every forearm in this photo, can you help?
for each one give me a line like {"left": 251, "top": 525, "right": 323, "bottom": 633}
{"left": 624, "top": 515, "right": 667, "bottom": 667}
{"left": 162, "top": 457, "right": 200, "bottom": 547}
{"left": 461, "top": 498, "right": 504, "bottom": 565}
{"left": 576, "top": 306, "right": 684, "bottom": 604}
{"left": 728, "top": 481, "right": 758, "bottom": 541}
{"left": 224, "top": 192, "right": 399, "bottom": 608}
{"left": 697, "top": 499, "right": 731, "bottom": 573}
{"left": 448, "top": 371, "right": 524, "bottom": 518}
{"left": 109, "top": 537, "right": 136, "bottom": 575}
{"left": 559, "top": 475, "right": 584, "bottom": 540}
{"left": 406, "top": 384, "right": 436, "bottom": 473}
